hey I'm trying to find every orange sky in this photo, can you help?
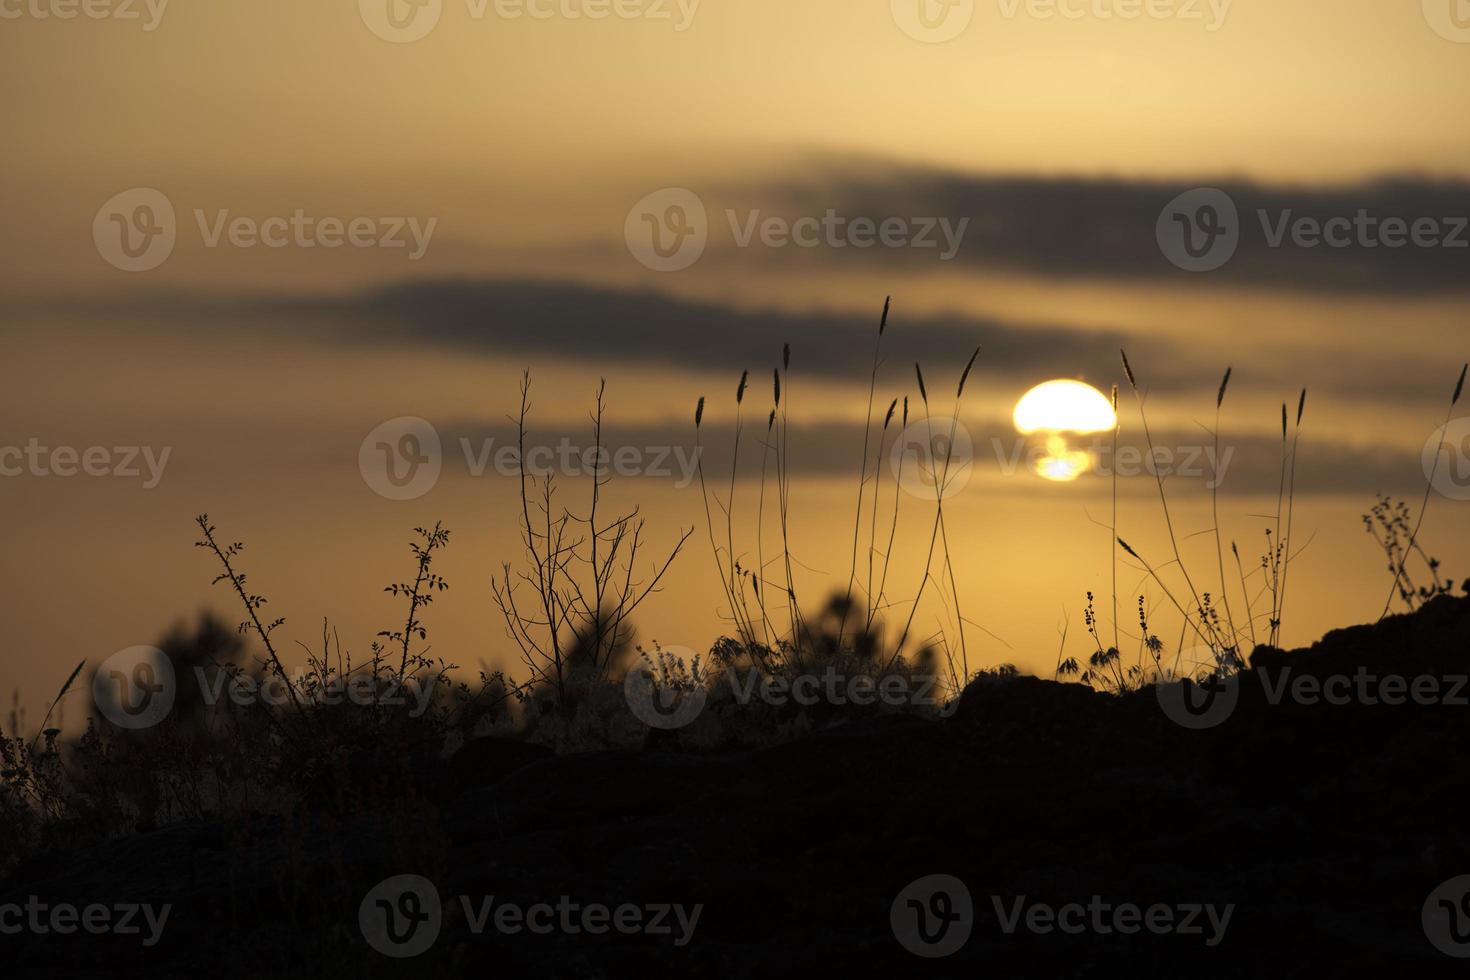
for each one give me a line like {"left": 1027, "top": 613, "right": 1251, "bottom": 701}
{"left": 2, "top": 0, "right": 1469, "bottom": 716}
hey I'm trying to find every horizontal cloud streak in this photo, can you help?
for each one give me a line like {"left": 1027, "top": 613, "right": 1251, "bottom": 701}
{"left": 709, "top": 165, "right": 1470, "bottom": 293}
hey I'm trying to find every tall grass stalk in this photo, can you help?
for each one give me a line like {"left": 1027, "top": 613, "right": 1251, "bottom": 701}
{"left": 1118, "top": 350, "right": 1224, "bottom": 658}
{"left": 1273, "top": 389, "right": 1307, "bottom": 644}
{"left": 1210, "top": 367, "right": 1240, "bottom": 656}
{"left": 1377, "top": 364, "right": 1468, "bottom": 621}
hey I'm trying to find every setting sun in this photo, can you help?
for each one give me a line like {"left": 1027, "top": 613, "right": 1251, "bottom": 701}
{"left": 1013, "top": 380, "right": 1118, "bottom": 482}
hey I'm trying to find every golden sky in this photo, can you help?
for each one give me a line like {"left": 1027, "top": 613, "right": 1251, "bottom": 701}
{"left": 2, "top": 0, "right": 1469, "bottom": 712}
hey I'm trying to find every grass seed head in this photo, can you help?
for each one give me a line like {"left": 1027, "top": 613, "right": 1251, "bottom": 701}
{"left": 1120, "top": 349, "right": 1137, "bottom": 389}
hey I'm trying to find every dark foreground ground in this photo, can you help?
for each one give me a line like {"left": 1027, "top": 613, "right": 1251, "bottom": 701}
{"left": 5, "top": 595, "right": 1470, "bottom": 978}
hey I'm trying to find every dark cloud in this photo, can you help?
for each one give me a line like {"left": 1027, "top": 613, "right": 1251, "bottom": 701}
{"left": 436, "top": 412, "right": 1431, "bottom": 500}
{"left": 711, "top": 166, "right": 1470, "bottom": 293}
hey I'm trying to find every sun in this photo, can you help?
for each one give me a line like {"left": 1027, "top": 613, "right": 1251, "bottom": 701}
{"left": 1012, "top": 380, "right": 1117, "bottom": 482}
